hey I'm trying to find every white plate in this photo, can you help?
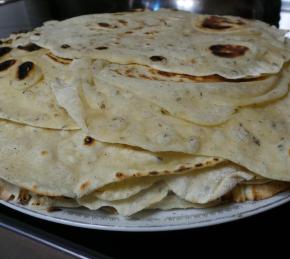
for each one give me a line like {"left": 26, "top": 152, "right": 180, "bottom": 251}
{"left": 1, "top": 191, "right": 290, "bottom": 231}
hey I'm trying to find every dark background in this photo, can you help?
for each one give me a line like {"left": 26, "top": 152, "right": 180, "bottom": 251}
{"left": 0, "top": 0, "right": 287, "bottom": 37}
{"left": 25, "top": 0, "right": 282, "bottom": 25}
{"left": 1, "top": 202, "right": 290, "bottom": 258}
{"left": 0, "top": 1, "right": 290, "bottom": 258}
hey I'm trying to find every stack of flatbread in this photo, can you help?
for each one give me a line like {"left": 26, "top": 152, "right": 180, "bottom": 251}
{"left": 0, "top": 9, "right": 289, "bottom": 216}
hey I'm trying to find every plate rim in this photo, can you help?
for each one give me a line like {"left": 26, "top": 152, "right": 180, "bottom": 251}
{"left": 1, "top": 191, "right": 290, "bottom": 232}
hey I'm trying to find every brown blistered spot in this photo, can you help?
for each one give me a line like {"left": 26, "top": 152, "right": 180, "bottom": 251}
{"left": 209, "top": 44, "right": 249, "bottom": 58}
{"left": 101, "top": 206, "right": 117, "bottom": 214}
{"left": 32, "top": 201, "right": 41, "bottom": 206}
{"left": 271, "top": 122, "right": 277, "bottom": 128}
{"left": 150, "top": 55, "right": 167, "bottom": 62}
{"left": 132, "top": 172, "right": 143, "bottom": 177}
{"left": 138, "top": 73, "right": 151, "bottom": 80}
{"left": 95, "top": 46, "right": 108, "bottom": 50}
{"left": 213, "top": 158, "right": 220, "bottom": 161}
{"left": 118, "top": 19, "right": 128, "bottom": 25}
{"left": 18, "top": 189, "right": 31, "bottom": 205}
{"left": 144, "top": 31, "right": 158, "bottom": 35}
{"left": 17, "top": 61, "right": 34, "bottom": 80}
{"left": 61, "top": 44, "right": 70, "bottom": 49}
{"left": 174, "top": 166, "right": 191, "bottom": 173}
{"left": 47, "top": 207, "right": 61, "bottom": 212}
{"left": 277, "top": 144, "right": 283, "bottom": 150}
{"left": 46, "top": 53, "right": 72, "bottom": 65}
{"left": 17, "top": 43, "right": 42, "bottom": 52}
{"left": 125, "top": 31, "right": 133, "bottom": 34}
{"left": 252, "top": 136, "right": 261, "bottom": 146}
{"left": 160, "top": 108, "right": 169, "bottom": 115}
{"left": 80, "top": 181, "right": 91, "bottom": 191}
{"left": 84, "top": 136, "right": 95, "bottom": 146}
{"left": 2, "top": 39, "right": 12, "bottom": 45}
{"left": 41, "top": 150, "right": 48, "bottom": 156}
{"left": 0, "top": 59, "right": 16, "bottom": 72}
{"left": 149, "top": 171, "right": 159, "bottom": 176}
{"left": 202, "top": 16, "right": 244, "bottom": 30}
{"left": 122, "top": 68, "right": 134, "bottom": 77}
{"left": 116, "top": 172, "right": 126, "bottom": 179}
{"left": 153, "top": 69, "right": 264, "bottom": 83}
{"left": 251, "top": 185, "right": 258, "bottom": 200}
{"left": 0, "top": 46, "right": 12, "bottom": 57}
{"left": 98, "top": 22, "right": 110, "bottom": 27}
{"left": 195, "top": 163, "right": 203, "bottom": 168}
{"left": 7, "top": 194, "right": 15, "bottom": 201}
{"left": 156, "top": 70, "right": 175, "bottom": 77}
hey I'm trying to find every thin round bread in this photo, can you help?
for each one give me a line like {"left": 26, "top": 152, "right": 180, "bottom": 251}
{"left": 0, "top": 119, "right": 223, "bottom": 198}
{"left": 29, "top": 9, "right": 290, "bottom": 79}
{"left": 51, "top": 76, "right": 290, "bottom": 181}
{"left": 94, "top": 61, "right": 290, "bottom": 125}
{"left": 0, "top": 44, "right": 78, "bottom": 129}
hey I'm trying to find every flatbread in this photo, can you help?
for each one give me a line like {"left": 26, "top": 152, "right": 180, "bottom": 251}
{"left": 231, "top": 182, "right": 290, "bottom": 202}
{"left": 51, "top": 76, "right": 202, "bottom": 154}
{"left": 30, "top": 9, "right": 290, "bottom": 78}
{"left": 166, "top": 163, "right": 253, "bottom": 203}
{"left": 149, "top": 194, "right": 221, "bottom": 210}
{"left": 78, "top": 182, "right": 169, "bottom": 216}
{"left": 52, "top": 68, "right": 290, "bottom": 181}
{"left": 94, "top": 61, "right": 290, "bottom": 125}
{"left": 1, "top": 177, "right": 287, "bottom": 216}
{"left": 93, "top": 162, "right": 253, "bottom": 203}
{"left": 0, "top": 119, "right": 223, "bottom": 198}
{"left": 199, "top": 92, "right": 290, "bottom": 181}
{"left": 0, "top": 10, "right": 289, "bottom": 217}
{"left": 93, "top": 176, "right": 159, "bottom": 201}
{"left": 0, "top": 45, "right": 78, "bottom": 129}
{"left": 0, "top": 179, "right": 78, "bottom": 210}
